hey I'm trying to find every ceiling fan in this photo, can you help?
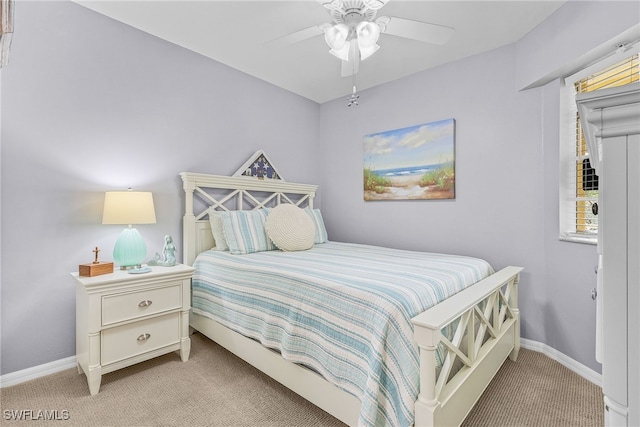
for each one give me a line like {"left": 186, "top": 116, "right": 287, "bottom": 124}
{"left": 265, "top": 0, "right": 455, "bottom": 77}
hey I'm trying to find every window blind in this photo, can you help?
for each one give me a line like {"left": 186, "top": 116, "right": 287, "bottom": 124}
{"left": 571, "top": 53, "right": 638, "bottom": 236}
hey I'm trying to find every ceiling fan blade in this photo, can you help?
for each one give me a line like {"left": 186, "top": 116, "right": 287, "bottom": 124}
{"left": 379, "top": 16, "right": 454, "bottom": 45}
{"left": 263, "top": 25, "right": 325, "bottom": 49}
{"left": 341, "top": 43, "right": 360, "bottom": 77}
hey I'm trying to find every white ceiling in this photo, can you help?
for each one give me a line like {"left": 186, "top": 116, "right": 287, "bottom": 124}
{"left": 72, "top": 0, "right": 566, "bottom": 104}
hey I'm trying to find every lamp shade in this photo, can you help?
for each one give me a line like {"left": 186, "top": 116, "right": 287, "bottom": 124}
{"left": 102, "top": 191, "right": 156, "bottom": 225}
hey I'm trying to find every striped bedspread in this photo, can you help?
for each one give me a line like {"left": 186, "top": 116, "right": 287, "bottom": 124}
{"left": 192, "top": 242, "right": 494, "bottom": 426}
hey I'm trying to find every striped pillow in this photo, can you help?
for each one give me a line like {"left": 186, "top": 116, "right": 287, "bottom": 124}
{"left": 207, "top": 209, "right": 229, "bottom": 251}
{"left": 221, "top": 209, "right": 275, "bottom": 255}
{"left": 305, "top": 208, "right": 328, "bottom": 244}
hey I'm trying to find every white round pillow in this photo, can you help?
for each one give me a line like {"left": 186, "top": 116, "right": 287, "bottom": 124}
{"left": 265, "top": 204, "right": 315, "bottom": 251}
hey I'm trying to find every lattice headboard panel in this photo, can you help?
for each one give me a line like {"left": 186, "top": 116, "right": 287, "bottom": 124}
{"left": 180, "top": 172, "right": 318, "bottom": 265}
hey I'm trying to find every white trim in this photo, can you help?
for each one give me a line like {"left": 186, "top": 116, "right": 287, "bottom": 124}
{"left": 564, "top": 41, "right": 640, "bottom": 87}
{"left": 0, "top": 340, "right": 601, "bottom": 395}
{"left": 521, "top": 338, "right": 602, "bottom": 387}
{"left": 0, "top": 356, "right": 77, "bottom": 388}
{"left": 559, "top": 233, "right": 597, "bottom": 246}
{"left": 522, "top": 24, "right": 640, "bottom": 90}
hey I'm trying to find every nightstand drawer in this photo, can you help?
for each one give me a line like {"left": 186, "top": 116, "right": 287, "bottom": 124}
{"left": 101, "top": 312, "right": 180, "bottom": 366}
{"left": 102, "top": 284, "right": 182, "bottom": 326}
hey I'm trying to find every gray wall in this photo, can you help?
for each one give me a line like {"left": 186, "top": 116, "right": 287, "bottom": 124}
{"left": 1, "top": 0, "right": 638, "bottom": 376}
{"left": 319, "top": 42, "right": 551, "bottom": 357}
{"left": 0, "top": 1, "right": 320, "bottom": 374}
{"left": 318, "top": 1, "right": 639, "bottom": 373}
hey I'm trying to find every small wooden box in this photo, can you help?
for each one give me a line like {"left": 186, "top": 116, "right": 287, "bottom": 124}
{"left": 79, "top": 262, "right": 114, "bottom": 277}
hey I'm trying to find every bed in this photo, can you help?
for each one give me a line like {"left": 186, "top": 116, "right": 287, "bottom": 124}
{"left": 181, "top": 172, "right": 523, "bottom": 427}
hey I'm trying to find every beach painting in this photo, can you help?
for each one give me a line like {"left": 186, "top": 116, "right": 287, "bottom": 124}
{"left": 364, "top": 118, "right": 455, "bottom": 201}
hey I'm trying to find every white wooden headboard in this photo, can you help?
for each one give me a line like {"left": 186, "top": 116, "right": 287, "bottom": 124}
{"left": 180, "top": 172, "right": 318, "bottom": 265}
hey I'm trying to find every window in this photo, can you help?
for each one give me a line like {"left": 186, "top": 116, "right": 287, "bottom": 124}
{"left": 560, "top": 50, "right": 638, "bottom": 244}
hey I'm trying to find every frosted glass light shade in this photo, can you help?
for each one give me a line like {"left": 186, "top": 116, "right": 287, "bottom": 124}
{"left": 324, "top": 21, "right": 382, "bottom": 63}
{"left": 113, "top": 226, "right": 147, "bottom": 269}
{"left": 358, "top": 42, "right": 379, "bottom": 60}
{"left": 356, "top": 21, "right": 380, "bottom": 60}
{"left": 324, "top": 23, "right": 349, "bottom": 50}
{"left": 329, "top": 41, "right": 351, "bottom": 61}
{"left": 356, "top": 21, "right": 380, "bottom": 46}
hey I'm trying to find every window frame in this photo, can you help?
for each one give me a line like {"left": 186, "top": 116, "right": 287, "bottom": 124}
{"left": 559, "top": 46, "right": 639, "bottom": 245}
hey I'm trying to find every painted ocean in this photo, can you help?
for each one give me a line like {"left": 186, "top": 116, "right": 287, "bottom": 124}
{"left": 373, "top": 163, "right": 445, "bottom": 178}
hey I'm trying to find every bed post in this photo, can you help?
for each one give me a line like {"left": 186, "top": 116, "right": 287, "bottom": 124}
{"left": 182, "top": 174, "right": 196, "bottom": 266}
{"left": 509, "top": 274, "right": 520, "bottom": 361}
{"left": 412, "top": 266, "right": 523, "bottom": 427}
{"left": 413, "top": 326, "right": 439, "bottom": 427}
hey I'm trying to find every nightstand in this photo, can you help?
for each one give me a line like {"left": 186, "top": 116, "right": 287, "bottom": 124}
{"left": 71, "top": 264, "right": 195, "bottom": 395}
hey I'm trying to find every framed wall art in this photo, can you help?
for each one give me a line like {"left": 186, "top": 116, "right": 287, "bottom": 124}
{"left": 363, "top": 118, "right": 455, "bottom": 201}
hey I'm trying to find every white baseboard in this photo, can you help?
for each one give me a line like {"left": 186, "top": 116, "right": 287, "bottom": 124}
{"left": 0, "top": 356, "right": 77, "bottom": 388}
{"left": 0, "top": 340, "right": 602, "bottom": 389}
{"left": 520, "top": 338, "right": 602, "bottom": 387}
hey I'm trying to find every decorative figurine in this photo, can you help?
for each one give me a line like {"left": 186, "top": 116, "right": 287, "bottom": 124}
{"left": 92, "top": 246, "right": 100, "bottom": 264}
{"left": 79, "top": 246, "right": 114, "bottom": 277}
{"left": 148, "top": 235, "right": 177, "bottom": 267}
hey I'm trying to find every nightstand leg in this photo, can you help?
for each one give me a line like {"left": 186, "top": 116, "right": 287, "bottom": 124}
{"left": 87, "top": 366, "right": 102, "bottom": 396}
{"left": 180, "top": 309, "right": 190, "bottom": 361}
{"left": 180, "top": 337, "right": 191, "bottom": 361}
{"left": 87, "top": 332, "right": 102, "bottom": 394}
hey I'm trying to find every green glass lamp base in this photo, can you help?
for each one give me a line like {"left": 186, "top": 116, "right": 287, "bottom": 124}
{"left": 113, "top": 227, "right": 147, "bottom": 270}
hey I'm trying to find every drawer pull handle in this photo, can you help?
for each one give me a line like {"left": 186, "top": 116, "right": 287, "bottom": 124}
{"left": 138, "top": 300, "right": 152, "bottom": 308}
{"left": 137, "top": 333, "right": 151, "bottom": 342}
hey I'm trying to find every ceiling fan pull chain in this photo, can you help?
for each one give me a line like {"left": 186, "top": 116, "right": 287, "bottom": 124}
{"left": 347, "top": 65, "right": 359, "bottom": 107}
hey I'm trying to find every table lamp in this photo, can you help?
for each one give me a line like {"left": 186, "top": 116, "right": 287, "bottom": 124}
{"left": 102, "top": 189, "right": 156, "bottom": 270}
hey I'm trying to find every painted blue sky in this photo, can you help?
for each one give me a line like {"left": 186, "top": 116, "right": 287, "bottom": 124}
{"left": 363, "top": 118, "right": 455, "bottom": 171}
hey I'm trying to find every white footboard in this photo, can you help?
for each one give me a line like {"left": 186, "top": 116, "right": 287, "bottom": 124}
{"left": 412, "top": 266, "right": 522, "bottom": 427}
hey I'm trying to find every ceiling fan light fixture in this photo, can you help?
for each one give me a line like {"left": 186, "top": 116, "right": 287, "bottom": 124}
{"left": 358, "top": 42, "right": 379, "bottom": 60}
{"left": 356, "top": 21, "right": 380, "bottom": 46}
{"left": 329, "top": 41, "right": 351, "bottom": 61}
{"left": 356, "top": 20, "right": 380, "bottom": 60}
{"left": 324, "top": 23, "right": 349, "bottom": 50}
{"left": 362, "top": 0, "right": 389, "bottom": 10}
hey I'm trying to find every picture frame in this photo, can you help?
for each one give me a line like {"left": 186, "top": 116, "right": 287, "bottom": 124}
{"left": 233, "top": 150, "right": 284, "bottom": 180}
{"left": 363, "top": 118, "right": 455, "bottom": 201}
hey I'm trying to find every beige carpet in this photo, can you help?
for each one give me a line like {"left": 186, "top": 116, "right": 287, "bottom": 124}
{"left": 1, "top": 333, "right": 603, "bottom": 426}
{"left": 462, "top": 347, "right": 603, "bottom": 427}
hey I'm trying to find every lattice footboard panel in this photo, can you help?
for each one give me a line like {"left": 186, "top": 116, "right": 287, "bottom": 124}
{"left": 412, "top": 266, "right": 522, "bottom": 427}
